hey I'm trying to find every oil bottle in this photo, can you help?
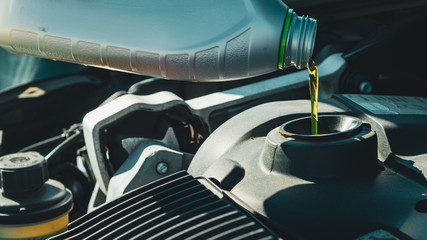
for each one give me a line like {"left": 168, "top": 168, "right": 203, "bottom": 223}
{"left": 0, "top": 0, "right": 316, "bottom": 81}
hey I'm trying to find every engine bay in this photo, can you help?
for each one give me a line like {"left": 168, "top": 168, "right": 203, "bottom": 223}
{"left": 1, "top": 1, "right": 427, "bottom": 239}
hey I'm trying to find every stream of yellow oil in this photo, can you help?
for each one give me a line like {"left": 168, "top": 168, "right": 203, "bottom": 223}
{"left": 308, "top": 58, "right": 319, "bottom": 135}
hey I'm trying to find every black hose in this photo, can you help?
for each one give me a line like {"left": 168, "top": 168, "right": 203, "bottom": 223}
{"left": 18, "top": 123, "right": 83, "bottom": 153}
{"left": 127, "top": 78, "right": 162, "bottom": 94}
{"left": 98, "top": 90, "right": 127, "bottom": 107}
{"left": 18, "top": 134, "right": 65, "bottom": 152}
{"left": 45, "top": 130, "right": 83, "bottom": 164}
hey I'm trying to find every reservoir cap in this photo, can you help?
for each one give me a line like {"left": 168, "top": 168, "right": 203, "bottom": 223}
{"left": 0, "top": 152, "right": 48, "bottom": 195}
{"left": 0, "top": 152, "right": 73, "bottom": 225}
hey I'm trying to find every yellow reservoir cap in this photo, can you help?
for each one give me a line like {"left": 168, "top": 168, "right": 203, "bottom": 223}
{"left": 0, "top": 213, "right": 68, "bottom": 239}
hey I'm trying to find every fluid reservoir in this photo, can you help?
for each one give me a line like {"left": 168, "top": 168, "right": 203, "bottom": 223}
{"left": 0, "top": 0, "right": 316, "bottom": 81}
{"left": 0, "top": 152, "right": 73, "bottom": 239}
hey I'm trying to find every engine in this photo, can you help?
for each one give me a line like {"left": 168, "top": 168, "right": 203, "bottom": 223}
{"left": 50, "top": 91, "right": 427, "bottom": 239}
{"left": 1, "top": 1, "right": 427, "bottom": 240}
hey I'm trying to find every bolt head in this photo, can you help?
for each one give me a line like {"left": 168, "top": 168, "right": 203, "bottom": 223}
{"left": 156, "top": 162, "right": 168, "bottom": 175}
{"left": 359, "top": 81, "right": 373, "bottom": 94}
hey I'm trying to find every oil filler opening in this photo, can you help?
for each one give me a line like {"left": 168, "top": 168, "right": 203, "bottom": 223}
{"left": 279, "top": 115, "right": 363, "bottom": 139}
{"left": 261, "top": 115, "right": 378, "bottom": 180}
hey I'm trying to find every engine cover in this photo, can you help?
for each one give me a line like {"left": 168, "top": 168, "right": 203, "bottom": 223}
{"left": 50, "top": 171, "right": 279, "bottom": 240}
{"left": 188, "top": 94, "right": 427, "bottom": 239}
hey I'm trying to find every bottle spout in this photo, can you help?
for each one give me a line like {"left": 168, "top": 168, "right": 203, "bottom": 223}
{"left": 279, "top": 10, "right": 317, "bottom": 69}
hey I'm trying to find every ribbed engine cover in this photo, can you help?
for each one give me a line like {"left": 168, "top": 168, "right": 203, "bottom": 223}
{"left": 50, "top": 171, "right": 278, "bottom": 240}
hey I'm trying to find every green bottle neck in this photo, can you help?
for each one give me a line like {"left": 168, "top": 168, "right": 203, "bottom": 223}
{"left": 278, "top": 9, "right": 294, "bottom": 70}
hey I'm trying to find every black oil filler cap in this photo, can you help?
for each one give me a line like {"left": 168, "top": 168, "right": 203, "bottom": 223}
{"left": 0, "top": 152, "right": 48, "bottom": 194}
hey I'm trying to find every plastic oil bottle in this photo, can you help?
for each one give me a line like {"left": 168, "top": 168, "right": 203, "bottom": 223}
{"left": 0, "top": 0, "right": 316, "bottom": 81}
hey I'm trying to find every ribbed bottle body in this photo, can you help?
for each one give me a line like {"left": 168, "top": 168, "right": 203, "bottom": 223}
{"left": 0, "top": 0, "right": 316, "bottom": 81}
